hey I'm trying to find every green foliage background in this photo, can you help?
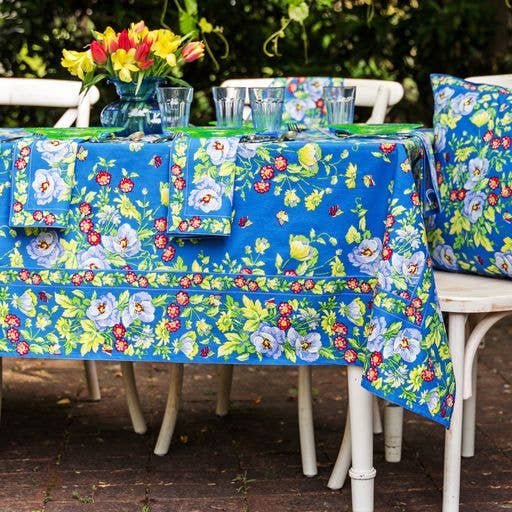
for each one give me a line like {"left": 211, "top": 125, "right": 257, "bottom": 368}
{"left": 1, "top": 0, "right": 511, "bottom": 126}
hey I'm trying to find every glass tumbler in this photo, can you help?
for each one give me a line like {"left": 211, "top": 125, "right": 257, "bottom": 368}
{"left": 248, "top": 87, "right": 285, "bottom": 132}
{"left": 212, "top": 86, "right": 246, "bottom": 128}
{"left": 323, "top": 86, "right": 356, "bottom": 125}
{"left": 156, "top": 86, "right": 193, "bottom": 130}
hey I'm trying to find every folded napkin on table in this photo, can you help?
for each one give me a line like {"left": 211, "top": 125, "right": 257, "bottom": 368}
{"left": 9, "top": 138, "right": 77, "bottom": 229}
{"left": 331, "top": 125, "right": 440, "bottom": 217}
{"left": 167, "top": 134, "right": 240, "bottom": 237}
{"left": 410, "top": 129, "right": 440, "bottom": 217}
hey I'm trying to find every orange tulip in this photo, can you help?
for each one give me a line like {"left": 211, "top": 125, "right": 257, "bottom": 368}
{"left": 181, "top": 41, "right": 205, "bottom": 63}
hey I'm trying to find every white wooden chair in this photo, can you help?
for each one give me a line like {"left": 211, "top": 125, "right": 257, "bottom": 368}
{"left": 153, "top": 77, "right": 404, "bottom": 495}
{"left": 0, "top": 78, "right": 147, "bottom": 434}
{"left": 0, "top": 78, "right": 102, "bottom": 415}
{"left": 221, "top": 77, "right": 404, "bottom": 125}
{"left": 0, "top": 78, "right": 146, "bottom": 435}
{"left": 330, "top": 74, "right": 512, "bottom": 511}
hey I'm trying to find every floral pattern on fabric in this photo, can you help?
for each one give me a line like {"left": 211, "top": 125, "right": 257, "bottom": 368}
{"left": 9, "top": 139, "right": 78, "bottom": 229}
{"left": 167, "top": 136, "right": 239, "bottom": 236}
{"left": 428, "top": 74, "right": 512, "bottom": 277}
{"left": 0, "top": 132, "right": 454, "bottom": 426}
{"left": 269, "top": 77, "right": 343, "bottom": 128}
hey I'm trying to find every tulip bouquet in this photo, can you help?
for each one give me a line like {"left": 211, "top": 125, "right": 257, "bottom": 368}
{"left": 61, "top": 20, "right": 205, "bottom": 91}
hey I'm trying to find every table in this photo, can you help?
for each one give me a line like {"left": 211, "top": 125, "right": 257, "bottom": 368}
{"left": 0, "top": 128, "right": 454, "bottom": 428}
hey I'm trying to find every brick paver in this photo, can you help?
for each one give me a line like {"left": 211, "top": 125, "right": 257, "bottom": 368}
{"left": 0, "top": 319, "right": 511, "bottom": 512}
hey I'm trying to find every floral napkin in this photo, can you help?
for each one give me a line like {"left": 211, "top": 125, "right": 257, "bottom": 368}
{"left": 409, "top": 130, "right": 440, "bottom": 217}
{"left": 9, "top": 138, "right": 78, "bottom": 229}
{"left": 166, "top": 135, "right": 239, "bottom": 237}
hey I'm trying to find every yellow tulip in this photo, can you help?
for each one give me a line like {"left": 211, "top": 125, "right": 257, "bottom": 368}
{"left": 61, "top": 50, "right": 94, "bottom": 79}
{"left": 111, "top": 48, "right": 139, "bottom": 82}
{"left": 129, "top": 20, "right": 149, "bottom": 43}
{"left": 152, "top": 29, "right": 181, "bottom": 66}
{"left": 93, "top": 26, "right": 119, "bottom": 52}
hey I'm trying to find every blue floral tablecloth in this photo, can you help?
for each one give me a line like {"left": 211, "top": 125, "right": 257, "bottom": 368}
{"left": 0, "top": 129, "right": 455, "bottom": 426}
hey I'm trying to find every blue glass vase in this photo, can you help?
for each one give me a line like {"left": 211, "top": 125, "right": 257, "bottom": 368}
{"left": 100, "top": 77, "right": 164, "bottom": 136}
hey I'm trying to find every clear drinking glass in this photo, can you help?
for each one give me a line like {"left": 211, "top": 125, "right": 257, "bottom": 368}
{"left": 248, "top": 87, "right": 285, "bottom": 132}
{"left": 212, "top": 86, "right": 246, "bottom": 128}
{"left": 323, "top": 86, "right": 356, "bottom": 125}
{"left": 156, "top": 86, "right": 193, "bottom": 130}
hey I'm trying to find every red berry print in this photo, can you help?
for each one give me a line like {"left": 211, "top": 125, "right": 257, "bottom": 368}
{"left": 119, "top": 177, "right": 135, "bottom": 192}
{"left": 154, "top": 217, "right": 168, "bottom": 231}
{"left": 115, "top": 339, "right": 129, "bottom": 352}
{"left": 79, "top": 202, "right": 92, "bottom": 215}
{"left": 344, "top": 349, "right": 357, "bottom": 363}
{"left": 87, "top": 231, "right": 101, "bottom": 245}
{"left": 277, "top": 316, "right": 291, "bottom": 330}
{"left": 254, "top": 181, "right": 271, "bottom": 193}
{"left": 176, "top": 291, "right": 190, "bottom": 306}
{"left": 260, "top": 165, "right": 274, "bottom": 180}
{"left": 278, "top": 302, "right": 293, "bottom": 316}
{"left": 16, "top": 341, "right": 30, "bottom": 356}
{"left": 167, "top": 303, "right": 181, "bottom": 318}
{"left": 174, "top": 177, "right": 186, "bottom": 190}
{"left": 112, "top": 324, "right": 126, "bottom": 338}
{"left": 125, "top": 271, "right": 137, "bottom": 284}
{"left": 154, "top": 234, "right": 168, "bottom": 248}
{"left": 274, "top": 155, "right": 288, "bottom": 171}
{"left": 79, "top": 218, "right": 94, "bottom": 233}
{"left": 95, "top": 170, "right": 112, "bottom": 186}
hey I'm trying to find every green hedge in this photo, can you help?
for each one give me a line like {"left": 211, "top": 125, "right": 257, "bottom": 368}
{"left": 1, "top": 0, "right": 511, "bottom": 126}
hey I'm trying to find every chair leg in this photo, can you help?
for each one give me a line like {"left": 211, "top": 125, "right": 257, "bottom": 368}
{"left": 347, "top": 365, "right": 375, "bottom": 512}
{"left": 327, "top": 403, "right": 351, "bottom": 490}
{"left": 298, "top": 366, "right": 317, "bottom": 477}
{"left": 121, "top": 362, "right": 147, "bottom": 435}
{"left": 215, "top": 365, "right": 233, "bottom": 417}
{"left": 461, "top": 352, "right": 477, "bottom": 458}
{"left": 384, "top": 403, "right": 403, "bottom": 462}
{"left": 154, "top": 363, "right": 184, "bottom": 456}
{"left": 443, "top": 312, "right": 467, "bottom": 512}
{"left": 83, "top": 360, "right": 101, "bottom": 401}
{"left": 372, "top": 397, "right": 383, "bottom": 434}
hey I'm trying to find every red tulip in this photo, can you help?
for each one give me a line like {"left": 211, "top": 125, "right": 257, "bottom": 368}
{"left": 90, "top": 40, "right": 107, "bottom": 64}
{"left": 134, "top": 41, "right": 153, "bottom": 69}
{"left": 181, "top": 41, "right": 205, "bottom": 63}
{"left": 118, "top": 29, "right": 135, "bottom": 51}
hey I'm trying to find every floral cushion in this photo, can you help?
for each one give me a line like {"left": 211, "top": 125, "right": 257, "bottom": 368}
{"left": 269, "top": 77, "right": 343, "bottom": 127}
{"left": 428, "top": 73, "right": 512, "bottom": 277}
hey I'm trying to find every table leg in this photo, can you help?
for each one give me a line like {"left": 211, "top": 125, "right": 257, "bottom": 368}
{"left": 298, "top": 366, "right": 317, "bottom": 476}
{"left": 443, "top": 313, "right": 466, "bottom": 512}
{"left": 154, "top": 363, "right": 184, "bottom": 456}
{"left": 373, "top": 397, "right": 383, "bottom": 434}
{"left": 83, "top": 360, "right": 101, "bottom": 401}
{"left": 121, "top": 361, "right": 147, "bottom": 435}
{"left": 327, "top": 401, "right": 351, "bottom": 490}
{"left": 215, "top": 365, "right": 233, "bottom": 417}
{"left": 384, "top": 403, "right": 403, "bottom": 462}
{"left": 348, "top": 365, "right": 375, "bottom": 512}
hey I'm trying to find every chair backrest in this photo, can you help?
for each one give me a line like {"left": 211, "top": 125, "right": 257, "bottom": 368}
{"left": 466, "top": 74, "right": 512, "bottom": 89}
{"left": 0, "top": 78, "right": 100, "bottom": 127}
{"left": 221, "top": 77, "right": 404, "bottom": 124}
